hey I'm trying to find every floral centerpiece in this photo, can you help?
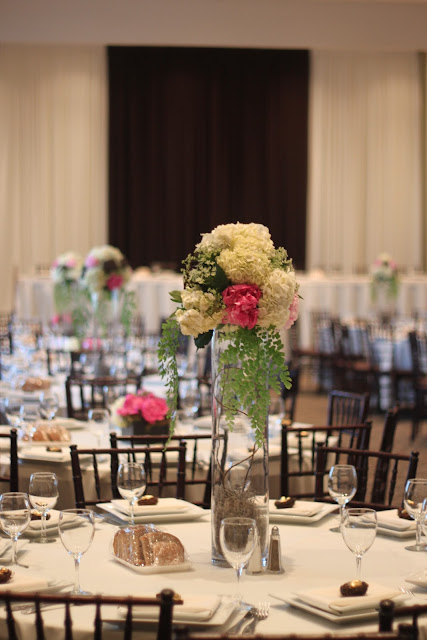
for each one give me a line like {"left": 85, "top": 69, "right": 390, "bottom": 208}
{"left": 158, "top": 222, "right": 299, "bottom": 566}
{"left": 50, "top": 251, "right": 86, "bottom": 336}
{"left": 371, "top": 252, "right": 399, "bottom": 301}
{"left": 110, "top": 391, "right": 170, "bottom": 435}
{"left": 81, "top": 245, "right": 134, "bottom": 338}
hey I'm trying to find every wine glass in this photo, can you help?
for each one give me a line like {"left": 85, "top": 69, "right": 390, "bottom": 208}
{"left": 328, "top": 464, "right": 357, "bottom": 532}
{"left": 88, "top": 408, "right": 110, "bottom": 447}
{"left": 4, "top": 398, "right": 23, "bottom": 429}
{"left": 117, "top": 462, "right": 147, "bottom": 525}
{"left": 58, "top": 509, "right": 95, "bottom": 595}
{"left": 403, "top": 478, "right": 427, "bottom": 551}
{"left": 39, "top": 391, "right": 59, "bottom": 420}
{"left": 28, "top": 472, "right": 59, "bottom": 543}
{"left": 341, "top": 508, "right": 377, "bottom": 581}
{"left": 179, "top": 378, "right": 200, "bottom": 421}
{"left": 0, "top": 492, "right": 31, "bottom": 566}
{"left": 219, "top": 516, "right": 258, "bottom": 605}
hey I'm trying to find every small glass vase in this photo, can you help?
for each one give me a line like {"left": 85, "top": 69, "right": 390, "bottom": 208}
{"left": 210, "top": 330, "right": 269, "bottom": 567}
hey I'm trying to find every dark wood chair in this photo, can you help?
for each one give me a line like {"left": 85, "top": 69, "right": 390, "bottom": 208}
{"left": 406, "top": 329, "right": 427, "bottom": 440}
{"left": 314, "top": 444, "right": 419, "bottom": 509}
{"left": 110, "top": 432, "right": 212, "bottom": 508}
{"left": 69, "top": 443, "right": 187, "bottom": 509}
{"left": 0, "top": 588, "right": 176, "bottom": 640}
{"left": 379, "top": 598, "right": 427, "bottom": 639}
{"left": 175, "top": 630, "right": 405, "bottom": 640}
{"left": 280, "top": 422, "right": 372, "bottom": 499}
{"left": 379, "top": 405, "right": 399, "bottom": 453}
{"left": 0, "top": 428, "right": 19, "bottom": 492}
{"left": 65, "top": 374, "right": 142, "bottom": 420}
{"left": 327, "top": 389, "right": 371, "bottom": 426}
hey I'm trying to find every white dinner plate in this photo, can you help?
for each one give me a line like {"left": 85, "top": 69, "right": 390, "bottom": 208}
{"left": 273, "top": 593, "right": 382, "bottom": 624}
{"left": 376, "top": 526, "right": 416, "bottom": 539}
{"left": 269, "top": 500, "right": 337, "bottom": 524}
{"left": 110, "top": 498, "right": 191, "bottom": 517}
{"left": 405, "top": 572, "right": 427, "bottom": 589}
{"left": 97, "top": 501, "right": 208, "bottom": 525}
{"left": 18, "top": 447, "right": 96, "bottom": 464}
{"left": 116, "top": 596, "right": 236, "bottom": 627}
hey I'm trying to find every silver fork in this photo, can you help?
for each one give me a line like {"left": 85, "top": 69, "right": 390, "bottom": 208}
{"left": 242, "top": 601, "right": 270, "bottom": 634}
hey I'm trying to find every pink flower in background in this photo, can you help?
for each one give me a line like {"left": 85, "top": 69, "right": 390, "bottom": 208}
{"left": 82, "top": 337, "right": 103, "bottom": 350}
{"left": 284, "top": 293, "right": 299, "bottom": 330}
{"left": 51, "top": 314, "right": 60, "bottom": 325}
{"left": 52, "top": 259, "right": 58, "bottom": 268}
{"left": 222, "top": 284, "right": 261, "bottom": 330}
{"left": 65, "top": 258, "right": 76, "bottom": 268}
{"left": 106, "top": 274, "right": 123, "bottom": 290}
{"left": 118, "top": 392, "right": 168, "bottom": 424}
{"left": 62, "top": 313, "right": 72, "bottom": 324}
{"left": 85, "top": 255, "right": 99, "bottom": 268}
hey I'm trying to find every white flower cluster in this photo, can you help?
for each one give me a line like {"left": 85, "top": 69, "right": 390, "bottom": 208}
{"left": 177, "top": 222, "right": 298, "bottom": 337}
{"left": 81, "top": 245, "right": 132, "bottom": 295}
{"left": 51, "top": 251, "right": 84, "bottom": 284}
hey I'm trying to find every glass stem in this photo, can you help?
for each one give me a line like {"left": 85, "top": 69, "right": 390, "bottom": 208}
{"left": 11, "top": 535, "right": 17, "bottom": 565}
{"left": 41, "top": 512, "right": 47, "bottom": 542}
{"left": 356, "top": 555, "right": 362, "bottom": 580}
{"left": 416, "top": 518, "right": 422, "bottom": 547}
{"left": 130, "top": 500, "right": 135, "bottom": 525}
{"left": 73, "top": 554, "right": 81, "bottom": 594}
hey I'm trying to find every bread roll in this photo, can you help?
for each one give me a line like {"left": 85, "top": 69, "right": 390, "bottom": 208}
{"left": 113, "top": 525, "right": 186, "bottom": 567}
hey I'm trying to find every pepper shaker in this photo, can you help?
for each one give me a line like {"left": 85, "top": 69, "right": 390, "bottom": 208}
{"left": 266, "top": 526, "right": 284, "bottom": 573}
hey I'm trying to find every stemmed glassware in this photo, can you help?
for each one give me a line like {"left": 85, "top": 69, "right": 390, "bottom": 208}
{"left": 0, "top": 492, "right": 31, "bottom": 566}
{"left": 403, "top": 478, "right": 427, "bottom": 552}
{"left": 117, "top": 462, "right": 147, "bottom": 525}
{"left": 219, "top": 516, "right": 258, "bottom": 605}
{"left": 88, "top": 408, "right": 110, "bottom": 447}
{"left": 28, "top": 472, "right": 59, "bottom": 543}
{"left": 341, "top": 507, "right": 377, "bottom": 581}
{"left": 4, "top": 398, "right": 23, "bottom": 429}
{"left": 39, "top": 392, "right": 59, "bottom": 421}
{"left": 58, "top": 509, "right": 95, "bottom": 595}
{"left": 328, "top": 464, "right": 357, "bottom": 532}
{"left": 179, "top": 378, "right": 200, "bottom": 421}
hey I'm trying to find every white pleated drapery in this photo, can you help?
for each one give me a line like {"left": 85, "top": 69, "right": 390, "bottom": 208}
{"left": 307, "top": 51, "right": 423, "bottom": 273}
{"left": 0, "top": 45, "right": 108, "bottom": 312}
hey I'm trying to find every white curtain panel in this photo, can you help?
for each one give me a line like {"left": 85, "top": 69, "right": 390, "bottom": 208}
{"left": 0, "top": 45, "right": 107, "bottom": 312}
{"left": 307, "top": 51, "right": 423, "bottom": 274}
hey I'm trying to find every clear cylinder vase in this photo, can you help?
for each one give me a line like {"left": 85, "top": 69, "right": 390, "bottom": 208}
{"left": 210, "top": 329, "right": 269, "bottom": 567}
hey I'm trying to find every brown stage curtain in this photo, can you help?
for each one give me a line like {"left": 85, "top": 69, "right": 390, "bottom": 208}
{"left": 108, "top": 47, "right": 309, "bottom": 270}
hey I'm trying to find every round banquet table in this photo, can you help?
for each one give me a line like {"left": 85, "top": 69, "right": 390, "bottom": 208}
{"left": 0, "top": 511, "right": 426, "bottom": 639}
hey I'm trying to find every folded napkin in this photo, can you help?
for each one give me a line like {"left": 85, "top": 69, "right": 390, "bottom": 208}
{"left": 293, "top": 583, "right": 402, "bottom": 614}
{"left": 126, "top": 595, "right": 221, "bottom": 622}
{"left": 0, "top": 574, "right": 50, "bottom": 592}
{"left": 111, "top": 498, "right": 189, "bottom": 517}
{"left": 273, "top": 501, "right": 323, "bottom": 517}
{"left": 375, "top": 510, "right": 416, "bottom": 532}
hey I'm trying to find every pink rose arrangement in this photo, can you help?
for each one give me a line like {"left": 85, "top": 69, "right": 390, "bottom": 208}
{"left": 115, "top": 392, "right": 169, "bottom": 425}
{"left": 222, "top": 284, "right": 262, "bottom": 329}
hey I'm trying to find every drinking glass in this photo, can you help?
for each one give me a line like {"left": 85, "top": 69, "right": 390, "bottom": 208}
{"left": 28, "top": 472, "right": 59, "bottom": 543}
{"left": 403, "top": 478, "right": 427, "bottom": 551}
{"left": 179, "top": 378, "right": 200, "bottom": 421}
{"left": 4, "top": 398, "right": 23, "bottom": 429}
{"left": 39, "top": 391, "right": 59, "bottom": 420}
{"left": 328, "top": 464, "right": 357, "bottom": 532}
{"left": 88, "top": 408, "right": 110, "bottom": 447}
{"left": 0, "top": 492, "right": 31, "bottom": 566}
{"left": 117, "top": 462, "right": 147, "bottom": 525}
{"left": 341, "top": 508, "right": 377, "bottom": 581}
{"left": 58, "top": 509, "right": 95, "bottom": 595}
{"left": 219, "top": 516, "right": 258, "bottom": 605}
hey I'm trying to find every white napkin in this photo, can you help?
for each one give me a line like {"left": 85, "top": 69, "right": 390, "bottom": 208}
{"left": 0, "top": 574, "right": 50, "bottom": 592}
{"left": 111, "top": 498, "right": 189, "bottom": 517}
{"left": 375, "top": 510, "right": 416, "bottom": 532}
{"left": 28, "top": 510, "right": 60, "bottom": 530}
{"left": 273, "top": 501, "right": 323, "bottom": 517}
{"left": 129, "top": 595, "right": 221, "bottom": 622}
{"left": 293, "top": 583, "right": 402, "bottom": 614}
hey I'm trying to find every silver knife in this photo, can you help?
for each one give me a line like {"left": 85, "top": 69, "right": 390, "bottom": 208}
{"left": 226, "top": 607, "right": 256, "bottom": 635}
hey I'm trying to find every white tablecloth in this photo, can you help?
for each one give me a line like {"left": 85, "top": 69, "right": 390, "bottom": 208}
{"left": 0, "top": 510, "right": 423, "bottom": 639}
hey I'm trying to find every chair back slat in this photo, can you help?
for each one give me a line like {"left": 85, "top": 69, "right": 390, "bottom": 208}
{"left": 327, "top": 390, "right": 370, "bottom": 426}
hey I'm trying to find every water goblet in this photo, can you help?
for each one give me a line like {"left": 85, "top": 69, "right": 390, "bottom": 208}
{"left": 39, "top": 391, "right": 59, "bottom": 420}
{"left": 219, "top": 516, "right": 258, "bottom": 606}
{"left": 0, "top": 492, "right": 31, "bottom": 566}
{"left": 88, "top": 408, "right": 110, "bottom": 447}
{"left": 328, "top": 464, "right": 357, "bottom": 532}
{"left": 117, "top": 462, "right": 147, "bottom": 525}
{"left": 179, "top": 378, "right": 200, "bottom": 421}
{"left": 28, "top": 472, "right": 59, "bottom": 543}
{"left": 403, "top": 478, "right": 427, "bottom": 551}
{"left": 341, "top": 507, "right": 377, "bottom": 581}
{"left": 58, "top": 509, "right": 95, "bottom": 595}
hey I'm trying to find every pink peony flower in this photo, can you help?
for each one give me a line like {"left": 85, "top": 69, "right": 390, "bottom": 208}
{"left": 284, "top": 293, "right": 300, "bottom": 330}
{"left": 65, "top": 258, "right": 76, "bottom": 268}
{"left": 51, "top": 314, "right": 60, "bottom": 325}
{"left": 106, "top": 274, "right": 124, "bottom": 290}
{"left": 222, "top": 284, "right": 261, "bottom": 330}
{"left": 118, "top": 392, "right": 168, "bottom": 424}
{"left": 81, "top": 337, "right": 103, "bottom": 350}
{"left": 85, "top": 255, "right": 99, "bottom": 268}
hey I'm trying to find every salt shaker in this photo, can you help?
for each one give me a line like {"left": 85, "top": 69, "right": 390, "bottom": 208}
{"left": 266, "top": 526, "right": 284, "bottom": 573}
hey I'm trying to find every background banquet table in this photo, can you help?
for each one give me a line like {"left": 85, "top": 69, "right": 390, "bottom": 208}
{"left": 0, "top": 509, "right": 425, "bottom": 639}
{"left": 14, "top": 271, "right": 427, "bottom": 348}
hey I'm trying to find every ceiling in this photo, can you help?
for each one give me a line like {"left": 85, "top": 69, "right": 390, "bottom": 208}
{"left": 1, "top": 0, "right": 427, "bottom": 51}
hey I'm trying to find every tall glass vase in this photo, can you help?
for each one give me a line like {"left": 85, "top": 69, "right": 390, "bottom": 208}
{"left": 210, "top": 330, "right": 269, "bottom": 567}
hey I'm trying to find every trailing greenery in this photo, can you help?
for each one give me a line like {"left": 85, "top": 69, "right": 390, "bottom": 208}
{"left": 157, "top": 316, "right": 181, "bottom": 436}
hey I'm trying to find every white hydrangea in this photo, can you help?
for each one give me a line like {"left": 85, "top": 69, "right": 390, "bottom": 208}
{"left": 109, "top": 396, "right": 127, "bottom": 429}
{"left": 176, "top": 308, "right": 224, "bottom": 337}
{"left": 257, "top": 269, "right": 298, "bottom": 328}
{"left": 198, "top": 222, "right": 274, "bottom": 257}
{"left": 217, "top": 247, "right": 271, "bottom": 287}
